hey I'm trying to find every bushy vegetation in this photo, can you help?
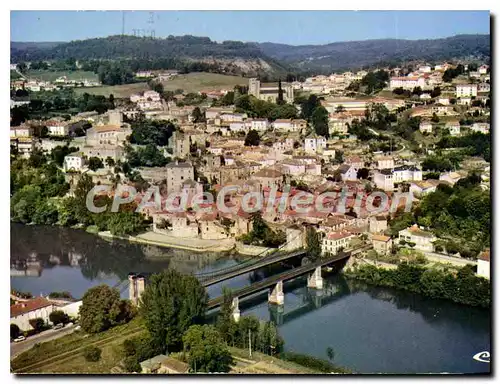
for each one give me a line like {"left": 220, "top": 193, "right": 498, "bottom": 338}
{"left": 83, "top": 345, "right": 102, "bottom": 362}
{"left": 415, "top": 175, "right": 490, "bottom": 254}
{"left": 183, "top": 324, "right": 233, "bottom": 373}
{"left": 238, "top": 213, "right": 286, "bottom": 248}
{"left": 79, "top": 284, "right": 136, "bottom": 333}
{"left": 10, "top": 89, "right": 115, "bottom": 125}
{"left": 345, "top": 262, "right": 490, "bottom": 308}
{"left": 436, "top": 132, "right": 490, "bottom": 162}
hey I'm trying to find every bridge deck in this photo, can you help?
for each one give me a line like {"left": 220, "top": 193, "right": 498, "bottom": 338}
{"left": 201, "top": 249, "right": 307, "bottom": 287}
{"left": 206, "top": 245, "right": 371, "bottom": 310}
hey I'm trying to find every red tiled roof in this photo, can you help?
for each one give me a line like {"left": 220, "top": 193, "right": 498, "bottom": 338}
{"left": 479, "top": 249, "right": 490, "bottom": 262}
{"left": 11, "top": 297, "right": 53, "bottom": 318}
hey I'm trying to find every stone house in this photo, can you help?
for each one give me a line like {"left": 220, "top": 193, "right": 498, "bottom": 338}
{"left": 371, "top": 234, "right": 393, "bottom": 255}
{"left": 398, "top": 224, "right": 437, "bottom": 253}
{"left": 321, "top": 231, "right": 354, "bottom": 255}
{"left": 369, "top": 216, "right": 388, "bottom": 234}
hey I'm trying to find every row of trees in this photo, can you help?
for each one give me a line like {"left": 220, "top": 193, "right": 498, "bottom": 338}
{"left": 345, "top": 262, "right": 490, "bottom": 308}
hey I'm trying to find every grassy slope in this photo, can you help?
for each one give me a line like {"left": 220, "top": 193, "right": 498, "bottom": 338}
{"left": 11, "top": 317, "right": 144, "bottom": 373}
{"left": 73, "top": 82, "right": 150, "bottom": 98}
{"left": 161, "top": 72, "right": 248, "bottom": 93}
{"left": 26, "top": 70, "right": 98, "bottom": 82}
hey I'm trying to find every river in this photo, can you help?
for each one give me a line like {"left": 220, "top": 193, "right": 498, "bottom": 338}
{"left": 11, "top": 224, "right": 491, "bottom": 374}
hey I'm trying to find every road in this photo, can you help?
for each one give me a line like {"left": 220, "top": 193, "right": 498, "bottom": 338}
{"left": 423, "top": 252, "right": 477, "bottom": 267}
{"left": 11, "top": 325, "right": 77, "bottom": 359}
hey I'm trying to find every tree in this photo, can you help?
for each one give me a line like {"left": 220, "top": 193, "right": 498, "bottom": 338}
{"left": 49, "top": 310, "right": 70, "bottom": 325}
{"left": 192, "top": 107, "right": 205, "bottom": 123}
{"left": 326, "top": 347, "right": 335, "bottom": 362}
{"left": 244, "top": 129, "right": 260, "bottom": 146}
{"left": 11, "top": 324, "right": 20, "bottom": 339}
{"left": 277, "top": 79, "right": 284, "bottom": 105}
{"left": 431, "top": 113, "right": 440, "bottom": 123}
{"left": 140, "top": 269, "right": 208, "bottom": 352}
{"left": 29, "top": 318, "right": 46, "bottom": 333}
{"left": 105, "top": 157, "right": 115, "bottom": 168}
{"left": 357, "top": 168, "right": 369, "bottom": 179}
{"left": 88, "top": 156, "right": 104, "bottom": 171}
{"left": 306, "top": 227, "right": 321, "bottom": 261}
{"left": 312, "top": 106, "right": 329, "bottom": 137}
{"left": 79, "top": 284, "right": 135, "bottom": 333}
{"left": 183, "top": 324, "right": 233, "bottom": 373}
{"left": 83, "top": 345, "right": 102, "bottom": 362}
{"left": 217, "top": 287, "right": 235, "bottom": 343}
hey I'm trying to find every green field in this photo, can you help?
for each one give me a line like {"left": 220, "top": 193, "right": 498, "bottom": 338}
{"left": 73, "top": 82, "right": 150, "bottom": 98}
{"left": 161, "top": 72, "right": 248, "bottom": 93}
{"left": 26, "top": 70, "right": 98, "bottom": 82}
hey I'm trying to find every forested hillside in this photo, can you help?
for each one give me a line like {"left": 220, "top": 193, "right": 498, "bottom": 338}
{"left": 11, "top": 34, "right": 490, "bottom": 76}
{"left": 257, "top": 34, "right": 490, "bottom": 71}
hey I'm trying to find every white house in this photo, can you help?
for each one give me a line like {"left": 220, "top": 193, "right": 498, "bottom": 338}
{"left": 477, "top": 249, "right": 490, "bottom": 279}
{"left": 389, "top": 76, "right": 426, "bottom": 90}
{"left": 338, "top": 164, "right": 358, "bottom": 181}
{"left": 46, "top": 121, "right": 69, "bottom": 137}
{"left": 439, "top": 171, "right": 465, "bottom": 185}
{"left": 398, "top": 224, "right": 437, "bottom": 253}
{"left": 471, "top": 123, "right": 490, "bottom": 134}
{"left": 249, "top": 118, "right": 269, "bottom": 131}
{"left": 445, "top": 121, "right": 461, "bottom": 136}
{"left": 437, "top": 97, "right": 450, "bottom": 105}
{"left": 10, "top": 126, "right": 33, "bottom": 138}
{"left": 419, "top": 121, "right": 433, "bottom": 133}
{"left": 304, "top": 133, "right": 327, "bottom": 154}
{"left": 375, "top": 156, "right": 394, "bottom": 170}
{"left": 409, "top": 180, "right": 440, "bottom": 196}
{"left": 392, "top": 165, "right": 422, "bottom": 183}
{"left": 64, "top": 152, "right": 85, "bottom": 172}
{"left": 479, "top": 65, "right": 489, "bottom": 75}
{"left": 321, "top": 232, "right": 355, "bottom": 255}
{"left": 10, "top": 297, "right": 55, "bottom": 331}
{"left": 420, "top": 93, "right": 432, "bottom": 100}
{"left": 373, "top": 169, "right": 394, "bottom": 191}
{"left": 456, "top": 84, "right": 478, "bottom": 98}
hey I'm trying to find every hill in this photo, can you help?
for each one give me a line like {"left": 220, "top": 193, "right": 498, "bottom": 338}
{"left": 10, "top": 34, "right": 490, "bottom": 76}
{"left": 10, "top": 35, "right": 287, "bottom": 77}
{"left": 257, "top": 34, "right": 490, "bottom": 72}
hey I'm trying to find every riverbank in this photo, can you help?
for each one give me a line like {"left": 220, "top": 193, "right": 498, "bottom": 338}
{"left": 98, "top": 230, "right": 236, "bottom": 253}
{"left": 343, "top": 261, "right": 490, "bottom": 308}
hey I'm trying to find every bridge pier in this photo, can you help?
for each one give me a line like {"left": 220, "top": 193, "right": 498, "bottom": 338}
{"left": 231, "top": 297, "right": 240, "bottom": 323}
{"left": 268, "top": 281, "right": 284, "bottom": 305}
{"left": 128, "top": 274, "right": 145, "bottom": 306}
{"left": 307, "top": 267, "right": 323, "bottom": 289}
{"left": 269, "top": 302, "right": 284, "bottom": 326}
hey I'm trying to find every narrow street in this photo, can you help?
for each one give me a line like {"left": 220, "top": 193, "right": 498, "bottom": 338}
{"left": 11, "top": 325, "right": 77, "bottom": 359}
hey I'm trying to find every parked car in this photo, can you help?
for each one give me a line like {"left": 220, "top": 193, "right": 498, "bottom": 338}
{"left": 53, "top": 323, "right": 64, "bottom": 330}
{"left": 13, "top": 336, "right": 25, "bottom": 342}
{"left": 65, "top": 322, "right": 74, "bottom": 328}
{"left": 75, "top": 325, "right": 81, "bottom": 331}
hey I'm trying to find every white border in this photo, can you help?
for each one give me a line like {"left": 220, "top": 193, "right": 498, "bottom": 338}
{"left": 2, "top": 3, "right": 497, "bottom": 383}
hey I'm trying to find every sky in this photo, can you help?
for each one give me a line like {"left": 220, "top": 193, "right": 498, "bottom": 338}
{"left": 11, "top": 10, "right": 490, "bottom": 45}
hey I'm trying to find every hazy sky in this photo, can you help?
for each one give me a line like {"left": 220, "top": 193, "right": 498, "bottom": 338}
{"left": 11, "top": 10, "right": 490, "bottom": 45}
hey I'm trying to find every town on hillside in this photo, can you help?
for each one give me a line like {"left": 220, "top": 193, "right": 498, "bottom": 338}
{"left": 10, "top": 10, "right": 491, "bottom": 376}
